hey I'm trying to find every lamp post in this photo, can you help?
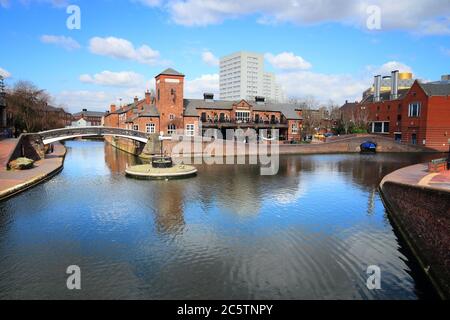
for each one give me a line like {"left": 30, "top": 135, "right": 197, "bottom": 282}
{"left": 159, "top": 131, "right": 172, "bottom": 156}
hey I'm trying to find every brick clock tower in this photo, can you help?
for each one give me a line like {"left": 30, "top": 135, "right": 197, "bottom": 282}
{"left": 155, "top": 68, "right": 185, "bottom": 135}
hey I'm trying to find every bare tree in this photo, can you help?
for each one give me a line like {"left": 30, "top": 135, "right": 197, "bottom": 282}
{"left": 6, "top": 80, "right": 67, "bottom": 133}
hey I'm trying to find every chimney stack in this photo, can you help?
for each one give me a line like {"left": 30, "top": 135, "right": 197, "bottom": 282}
{"left": 110, "top": 104, "right": 116, "bottom": 113}
{"left": 391, "top": 70, "right": 399, "bottom": 100}
{"left": 145, "top": 90, "right": 151, "bottom": 104}
{"left": 374, "top": 75, "right": 381, "bottom": 102}
{"left": 203, "top": 93, "right": 214, "bottom": 101}
{"left": 255, "top": 96, "right": 265, "bottom": 104}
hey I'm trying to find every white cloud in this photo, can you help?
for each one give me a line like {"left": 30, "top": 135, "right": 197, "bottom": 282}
{"left": 419, "top": 17, "right": 450, "bottom": 35}
{"left": 40, "top": 35, "right": 81, "bottom": 51}
{"left": 53, "top": 82, "right": 158, "bottom": 113}
{"left": 202, "top": 51, "right": 219, "bottom": 67}
{"left": 184, "top": 74, "right": 219, "bottom": 98}
{"left": 277, "top": 71, "right": 368, "bottom": 105}
{"left": 138, "top": 0, "right": 450, "bottom": 35}
{"left": 132, "top": 0, "right": 161, "bottom": 7}
{"left": 0, "top": 67, "right": 11, "bottom": 79}
{"left": 265, "top": 52, "right": 312, "bottom": 70}
{"left": 276, "top": 60, "right": 415, "bottom": 104}
{"left": 366, "top": 61, "right": 413, "bottom": 76}
{"left": 52, "top": 90, "right": 112, "bottom": 113}
{"left": 53, "top": 88, "right": 146, "bottom": 113}
{"left": 79, "top": 71, "right": 145, "bottom": 87}
{"left": 1, "top": 0, "right": 69, "bottom": 8}
{"left": 89, "top": 36, "right": 161, "bottom": 65}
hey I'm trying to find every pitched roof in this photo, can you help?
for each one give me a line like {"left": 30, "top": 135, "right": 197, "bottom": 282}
{"left": 254, "top": 103, "right": 302, "bottom": 120}
{"left": 184, "top": 99, "right": 234, "bottom": 116}
{"left": 139, "top": 103, "right": 159, "bottom": 117}
{"left": 73, "top": 110, "right": 105, "bottom": 117}
{"left": 419, "top": 83, "right": 450, "bottom": 96}
{"left": 361, "top": 89, "right": 409, "bottom": 104}
{"left": 156, "top": 68, "right": 185, "bottom": 77}
{"left": 340, "top": 101, "right": 359, "bottom": 110}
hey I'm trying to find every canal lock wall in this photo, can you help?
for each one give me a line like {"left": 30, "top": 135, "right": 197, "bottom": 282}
{"left": 380, "top": 178, "right": 450, "bottom": 299}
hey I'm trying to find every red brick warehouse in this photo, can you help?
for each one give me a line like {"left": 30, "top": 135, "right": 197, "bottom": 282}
{"left": 104, "top": 68, "right": 303, "bottom": 142}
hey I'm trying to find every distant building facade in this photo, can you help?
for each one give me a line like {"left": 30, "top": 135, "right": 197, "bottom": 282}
{"left": 41, "top": 104, "right": 73, "bottom": 129}
{"left": 342, "top": 70, "right": 450, "bottom": 151}
{"left": 104, "top": 68, "right": 303, "bottom": 142}
{"left": 72, "top": 109, "right": 104, "bottom": 126}
{"left": 219, "top": 51, "right": 285, "bottom": 103}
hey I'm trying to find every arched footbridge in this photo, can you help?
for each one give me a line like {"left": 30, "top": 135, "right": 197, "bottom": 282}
{"left": 39, "top": 126, "right": 151, "bottom": 144}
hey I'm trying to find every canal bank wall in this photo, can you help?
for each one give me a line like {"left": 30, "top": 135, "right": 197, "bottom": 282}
{"left": 379, "top": 164, "right": 450, "bottom": 299}
{"left": 0, "top": 142, "right": 66, "bottom": 201}
{"left": 105, "top": 134, "right": 437, "bottom": 158}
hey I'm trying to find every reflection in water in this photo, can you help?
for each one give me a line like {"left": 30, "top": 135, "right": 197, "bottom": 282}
{"left": 0, "top": 141, "right": 441, "bottom": 299}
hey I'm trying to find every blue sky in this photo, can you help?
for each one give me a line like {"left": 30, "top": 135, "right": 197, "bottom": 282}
{"left": 0, "top": 0, "right": 449, "bottom": 112}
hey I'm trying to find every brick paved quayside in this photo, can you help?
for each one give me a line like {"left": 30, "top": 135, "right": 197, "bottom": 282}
{"left": 0, "top": 140, "right": 66, "bottom": 201}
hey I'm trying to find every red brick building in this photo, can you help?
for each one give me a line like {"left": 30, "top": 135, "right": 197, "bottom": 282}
{"left": 343, "top": 71, "right": 450, "bottom": 151}
{"left": 104, "top": 68, "right": 303, "bottom": 141}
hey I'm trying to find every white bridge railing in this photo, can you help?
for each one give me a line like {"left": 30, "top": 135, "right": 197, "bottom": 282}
{"left": 39, "top": 126, "right": 151, "bottom": 144}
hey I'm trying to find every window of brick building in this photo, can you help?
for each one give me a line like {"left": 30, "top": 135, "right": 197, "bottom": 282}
{"left": 408, "top": 102, "right": 421, "bottom": 117}
{"left": 168, "top": 124, "right": 176, "bottom": 135}
{"left": 133, "top": 124, "right": 139, "bottom": 131}
{"left": 371, "top": 121, "right": 389, "bottom": 134}
{"left": 186, "top": 124, "right": 195, "bottom": 136}
{"left": 146, "top": 123, "right": 155, "bottom": 134}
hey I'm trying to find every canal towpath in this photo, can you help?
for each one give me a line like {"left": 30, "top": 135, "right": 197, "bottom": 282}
{"left": 0, "top": 140, "right": 66, "bottom": 201}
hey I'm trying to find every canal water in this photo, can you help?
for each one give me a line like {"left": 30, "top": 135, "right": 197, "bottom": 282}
{"left": 0, "top": 141, "right": 440, "bottom": 299}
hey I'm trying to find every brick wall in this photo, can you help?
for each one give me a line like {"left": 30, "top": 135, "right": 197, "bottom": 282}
{"left": 380, "top": 181, "right": 450, "bottom": 298}
{"left": 425, "top": 95, "right": 450, "bottom": 151}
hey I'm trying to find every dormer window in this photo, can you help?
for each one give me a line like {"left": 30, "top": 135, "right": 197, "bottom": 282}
{"left": 169, "top": 114, "right": 175, "bottom": 121}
